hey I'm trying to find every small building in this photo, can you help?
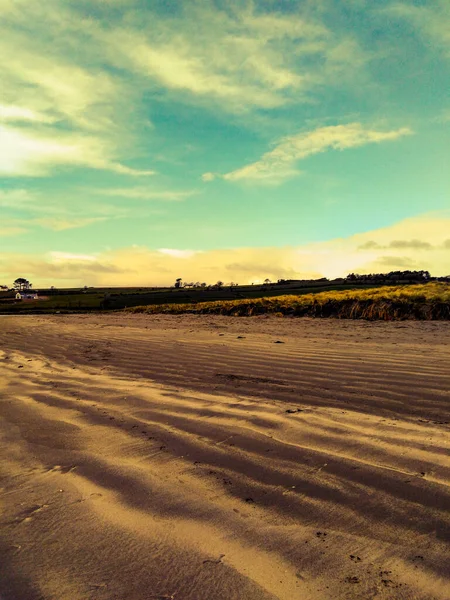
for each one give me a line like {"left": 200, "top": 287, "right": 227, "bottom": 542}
{"left": 15, "top": 292, "right": 39, "bottom": 301}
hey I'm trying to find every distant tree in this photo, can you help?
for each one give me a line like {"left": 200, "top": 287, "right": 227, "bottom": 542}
{"left": 216, "top": 280, "right": 223, "bottom": 289}
{"left": 345, "top": 270, "right": 432, "bottom": 284}
{"left": 174, "top": 278, "right": 182, "bottom": 289}
{"left": 13, "top": 277, "right": 31, "bottom": 291}
{"left": 200, "top": 282, "right": 207, "bottom": 288}
{"left": 264, "top": 278, "right": 271, "bottom": 285}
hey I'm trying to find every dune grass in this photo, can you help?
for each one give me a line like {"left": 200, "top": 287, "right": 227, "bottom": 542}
{"left": 125, "top": 282, "right": 450, "bottom": 320}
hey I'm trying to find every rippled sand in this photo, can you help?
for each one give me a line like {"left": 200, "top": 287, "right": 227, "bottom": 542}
{"left": 1, "top": 314, "right": 449, "bottom": 600}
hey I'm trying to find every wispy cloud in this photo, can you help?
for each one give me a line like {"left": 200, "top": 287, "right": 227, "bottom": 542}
{"left": 34, "top": 217, "right": 109, "bottom": 232}
{"left": 101, "top": 4, "right": 333, "bottom": 112}
{"left": 0, "top": 218, "right": 28, "bottom": 237}
{"left": 358, "top": 239, "right": 433, "bottom": 251}
{"left": 0, "top": 0, "right": 368, "bottom": 126}
{"left": 0, "top": 3, "right": 153, "bottom": 177}
{"left": 0, "top": 0, "right": 379, "bottom": 184}
{"left": 0, "top": 125, "right": 155, "bottom": 177}
{"left": 97, "top": 188, "right": 197, "bottom": 201}
{"left": 387, "top": 1, "right": 450, "bottom": 56}
{"left": 157, "top": 248, "right": 200, "bottom": 259}
{"left": 203, "top": 123, "right": 412, "bottom": 184}
{"left": 0, "top": 188, "right": 35, "bottom": 208}
{"left": 0, "top": 104, "right": 55, "bottom": 124}
{"left": 0, "top": 184, "right": 188, "bottom": 234}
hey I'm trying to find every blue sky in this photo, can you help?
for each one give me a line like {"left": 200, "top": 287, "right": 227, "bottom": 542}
{"left": 0, "top": 0, "right": 449, "bottom": 286}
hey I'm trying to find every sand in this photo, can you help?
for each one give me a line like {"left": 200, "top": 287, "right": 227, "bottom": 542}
{"left": 0, "top": 314, "right": 449, "bottom": 600}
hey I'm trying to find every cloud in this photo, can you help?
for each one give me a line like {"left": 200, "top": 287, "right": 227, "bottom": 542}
{"left": 358, "top": 240, "right": 381, "bottom": 250}
{"left": 204, "top": 123, "right": 412, "bottom": 183}
{"left": 158, "top": 249, "right": 200, "bottom": 259}
{"left": 0, "top": 4, "right": 154, "bottom": 177}
{"left": 0, "top": 218, "right": 28, "bottom": 237}
{"left": 1, "top": 0, "right": 369, "bottom": 127}
{"left": 376, "top": 256, "right": 416, "bottom": 268}
{"left": 388, "top": 239, "right": 432, "bottom": 250}
{"left": 103, "top": 4, "right": 334, "bottom": 112}
{"left": 0, "top": 15, "right": 123, "bottom": 132}
{"left": 0, "top": 104, "right": 55, "bottom": 123}
{"left": 0, "top": 0, "right": 378, "bottom": 185}
{"left": 49, "top": 252, "right": 98, "bottom": 263}
{"left": 387, "top": 2, "right": 450, "bottom": 56}
{"left": 201, "top": 173, "right": 216, "bottom": 183}
{"left": 34, "top": 217, "right": 109, "bottom": 232}
{"left": 0, "top": 188, "right": 35, "bottom": 208}
{"left": 96, "top": 188, "right": 196, "bottom": 201}
{"left": 0, "top": 185, "right": 182, "bottom": 233}
{"left": 0, "top": 125, "right": 155, "bottom": 177}
{"left": 1, "top": 212, "right": 448, "bottom": 287}
{"left": 358, "top": 239, "right": 433, "bottom": 251}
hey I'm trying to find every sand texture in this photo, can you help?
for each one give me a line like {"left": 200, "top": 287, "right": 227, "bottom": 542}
{"left": 1, "top": 314, "right": 450, "bottom": 600}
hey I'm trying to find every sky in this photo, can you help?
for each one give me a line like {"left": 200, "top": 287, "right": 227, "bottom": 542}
{"left": 0, "top": 0, "right": 449, "bottom": 287}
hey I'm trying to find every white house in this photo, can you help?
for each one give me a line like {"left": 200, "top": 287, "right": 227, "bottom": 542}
{"left": 15, "top": 292, "right": 39, "bottom": 300}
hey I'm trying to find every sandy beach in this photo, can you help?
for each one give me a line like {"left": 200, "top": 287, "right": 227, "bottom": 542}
{"left": 1, "top": 314, "right": 449, "bottom": 600}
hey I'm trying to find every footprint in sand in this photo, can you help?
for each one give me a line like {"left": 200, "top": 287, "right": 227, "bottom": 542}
{"left": 14, "top": 504, "right": 49, "bottom": 524}
{"left": 47, "top": 465, "right": 78, "bottom": 474}
{"left": 350, "top": 555, "right": 362, "bottom": 562}
{"left": 203, "top": 553, "right": 225, "bottom": 565}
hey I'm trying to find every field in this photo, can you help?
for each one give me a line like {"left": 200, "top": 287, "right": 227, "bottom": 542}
{"left": 128, "top": 282, "right": 450, "bottom": 320}
{"left": 2, "top": 281, "right": 449, "bottom": 319}
{"left": 1, "top": 313, "right": 449, "bottom": 599}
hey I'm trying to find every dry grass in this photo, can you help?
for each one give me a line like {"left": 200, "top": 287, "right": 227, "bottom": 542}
{"left": 125, "top": 282, "right": 450, "bottom": 320}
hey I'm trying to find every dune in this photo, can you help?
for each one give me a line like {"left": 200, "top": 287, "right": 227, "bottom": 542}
{"left": 1, "top": 314, "right": 449, "bottom": 599}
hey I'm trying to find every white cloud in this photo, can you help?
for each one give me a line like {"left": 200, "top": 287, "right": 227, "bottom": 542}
{"left": 0, "top": 104, "right": 54, "bottom": 123}
{"left": 0, "top": 0, "right": 375, "bottom": 182}
{"left": 97, "top": 188, "right": 196, "bottom": 201}
{"left": 387, "top": 2, "right": 450, "bottom": 56}
{"left": 201, "top": 173, "right": 216, "bottom": 183}
{"left": 0, "top": 19, "right": 122, "bottom": 132}
{"left": 157, "top": 249, "right": 200, "bottom": 259}
{"left": 0, "top": 4, "right": 153, "bottom": 177}
{"left": 5, "top": 0, "right": 364, "bottom": 116}
{"left": 204, "top": 123, "right": 412, "bottom": 184}
{"left": 103, "top": 5, "right": 330, "bottom": 111}
{"left": 0, "top": 125, "right": 155, "bottom": 177}
{"left": 34, "top": 217, "right": 109, "bottom": 232}
{"left": 0, "top": 188, "right": 34, "bottom": 208}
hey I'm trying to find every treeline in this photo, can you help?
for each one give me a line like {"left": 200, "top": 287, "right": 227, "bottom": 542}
{"left": 345, "top": 270, "right": 433, "bottom": 283}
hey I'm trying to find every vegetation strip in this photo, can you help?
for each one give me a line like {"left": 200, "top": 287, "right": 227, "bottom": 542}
{"left": 126, "top": 283, "right": 450, "bottom": 320}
